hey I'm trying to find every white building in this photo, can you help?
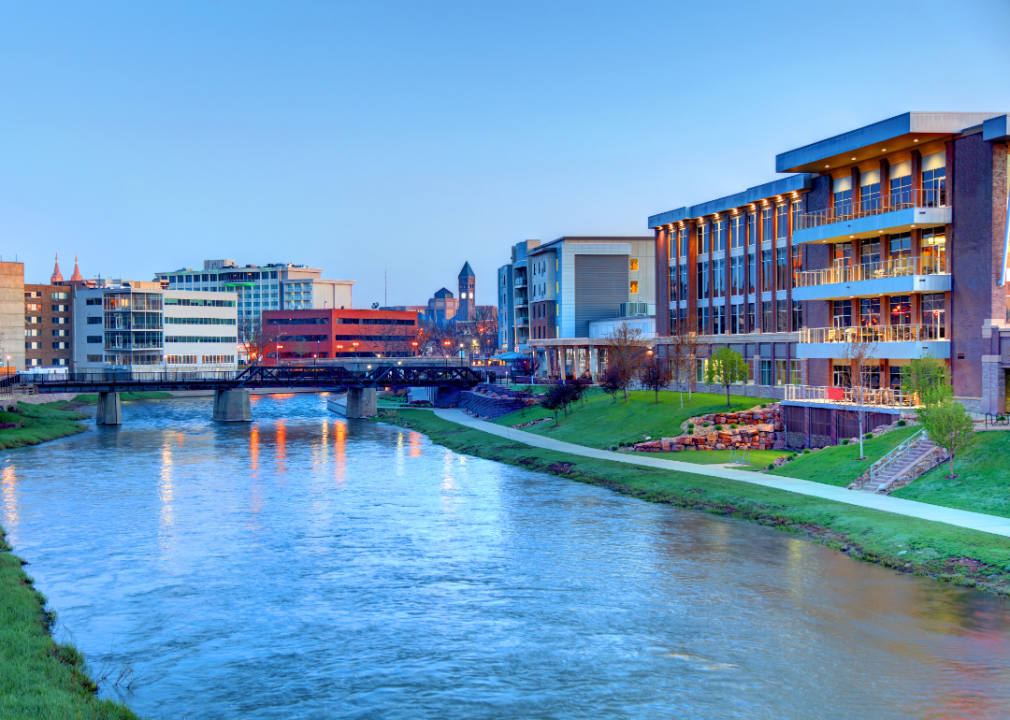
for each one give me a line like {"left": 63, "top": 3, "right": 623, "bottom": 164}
{"left": 74, "top": 284, "right": 239, "bottom": 372}
{"left": 153, "top": 260, "right": 354, "bottom": 336}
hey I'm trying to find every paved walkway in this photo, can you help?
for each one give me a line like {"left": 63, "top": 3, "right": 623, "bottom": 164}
{"left": 431, "top": 408, "right": 1010, "bottom": 539}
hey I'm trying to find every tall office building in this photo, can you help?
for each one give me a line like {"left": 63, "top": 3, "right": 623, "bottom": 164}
{"left": 497, "top": 240, "right": 539, "bottom": 353}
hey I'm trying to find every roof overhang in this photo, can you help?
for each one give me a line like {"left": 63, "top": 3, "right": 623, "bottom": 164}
{"left": 984, "top": 114, "right": 1010, "bottom": 142}
{"left": 647, "top": 174, "right": 812, "bottom": 229}
{"left": 776, "top": 112, "right": 1008, "bottom": 173}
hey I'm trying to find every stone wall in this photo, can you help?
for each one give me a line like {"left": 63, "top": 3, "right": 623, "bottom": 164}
{"left": 633, "top": 404, "right": 784, "bottom": 452}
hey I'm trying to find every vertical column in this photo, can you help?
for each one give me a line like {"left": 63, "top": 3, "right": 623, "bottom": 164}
{"left": 655, "top": 226, "right": 670, "bottom": 337}
{"left": 786, "top": 201, "right": 794, "bottom": 332}
{"left": 981, "top": 356, "right": 1004, "bottom": 415}
{"left": 880, "top": 158, "right": 891, "bottom": 212}
{"left": 756, "top": 206, "right": 764, "bottom": 332}
{"left": 911, "top": 150, "right": 922, "bottom": 196}
{"left": 95, "top": 391, "right": 122, "bottom": 425}
{"left": 771, "top": 204, "right": 778, "bottom": 333}
{"left": 686, "top": 219, "right": 698, "bottom": 335}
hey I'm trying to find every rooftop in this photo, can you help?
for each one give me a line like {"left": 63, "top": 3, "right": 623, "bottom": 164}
{"left": 647, "top": 175, "right": 812, "bottom": 229}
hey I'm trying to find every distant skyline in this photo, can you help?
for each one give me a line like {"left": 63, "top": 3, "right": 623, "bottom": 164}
{"left": 1, "top": 0, "right": 1008, "bottom": 305}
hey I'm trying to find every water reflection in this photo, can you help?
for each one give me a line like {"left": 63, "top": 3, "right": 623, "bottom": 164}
{"left": 0, "top": 393, "right": 1008, "bottom": 720}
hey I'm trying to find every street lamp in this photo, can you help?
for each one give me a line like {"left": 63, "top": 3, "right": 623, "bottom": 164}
{"left": 443, "top": 339, "right": 451, "bottom": 367}
{"left": 411, "top": 340, "right": 418, "bottom": 358}
{"left": 275, "top": 342, "right": 284, "bottom": 366}
{"left": 352, "top": 341, "right": 359, "bottom": 359}
{"left": 459, "top": 342, "right": 465, "bottom": 368}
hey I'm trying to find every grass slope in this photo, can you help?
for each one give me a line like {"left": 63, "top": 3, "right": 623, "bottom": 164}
{"left": 651, "top": 448, "right": 786, "bottom": 472}
{"left": 892, "top": 432, "right": 1010, "bottom": 518}
{"left": 0, "top": 528, "right": 140, "bottom": 719}
{"left": 492, "top": 389, "right": 776, "bottom": 449}
{"left": 0, "top": 402, "right": 88, "bottom": 451}
{"left": 72, "top": 392, "right": 173, "bottom": 404}
{"left": 383, "top": 409, "right": 1010, "bottom": 595}
{"left": 766, "top": 425, "right": 921, "bottom": 486}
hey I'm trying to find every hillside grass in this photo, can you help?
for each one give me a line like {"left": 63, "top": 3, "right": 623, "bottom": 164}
{"left": 491, "top": 389, "right": 776, "bottom": 449}
{"left": 72, "top": 392, "right": 173, "bottom": 404}
{"left": 0, "top": 402, "right": 88, "bottom": 451}
{"left": 891, "top": 432, "right": 1010, "bottom": 518}
{"left": 382, "top": 409, "right": 1010, "bottom": 595}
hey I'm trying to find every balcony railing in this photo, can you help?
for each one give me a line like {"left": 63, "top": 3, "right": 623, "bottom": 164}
{"left": 785, "top": 384, "right": 920, "bottom": 408}
{"left": 796, "top": 188, "right": 949, "bottom": 231}
{"left": 798, "top": 323, "right": 947, "bottom": 344}
{"left": 795, "top": 256, "right": 947, "bottom": 288}
{"left": 515, "top": 277, "right": 527, "bottom": 288}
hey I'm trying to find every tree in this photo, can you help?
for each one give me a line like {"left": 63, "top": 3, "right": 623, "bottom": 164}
{"left": 901, "top": 352, "right": 951, "bottom": 408}
{"left": 473, "top": 306, "right": 499, "bottom": 358}
{"left": 666, "top": 312, "right": 705, "bottom": 407}
{"left": 839, "top": 332, "right": 878, "bottom": 460}
{"left": 919, "top": 396, "right": 974, "bottom": 479}
{"left": 605, "top": 322, "right": 647, "bottom": 402}
{"left": 240, "top": 323, "right": 281, "bottom": 366}
{"left": 600, "top": 365, "right": 621, "bottom": 404}
{"left": 640, "top": 353, "right": 672, "bottom": 404}
{"left": 705, "top": 346, "right": 749, "bottom": 410}
{"left": 540, "top": 383, "right": 576, "bottom": 425}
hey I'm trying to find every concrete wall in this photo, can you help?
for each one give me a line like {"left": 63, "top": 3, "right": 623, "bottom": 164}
{"left": 0, "top": 263, "right": 25, "bottom": 372}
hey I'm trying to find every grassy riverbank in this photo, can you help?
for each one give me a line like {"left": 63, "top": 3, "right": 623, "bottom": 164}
{"left": 71, "top": 392, "right": 173, "bottom": 404}
{"left": 381, "top": 409, "right": 1010, "bottom": 595}
{"left": 491, "top": 389, "right": 777, "bottom": 449}
{"left": 0, "top": 402, "right": 88, "bottom": 451}
{"left": 0, "top": 527, "right": 140, "bottom": 719}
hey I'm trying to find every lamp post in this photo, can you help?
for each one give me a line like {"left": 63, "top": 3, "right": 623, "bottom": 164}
{"left": 411, "top": 340, "right": 418, "bottom": 358}
{"left": 443, "top": 339, "right": 451, "bottom": 367}
{"left": 352, "top": 341, "right": 359, "bottom": 360}
{"left": 275, "top": 343, "right": 283, "bottom": 366}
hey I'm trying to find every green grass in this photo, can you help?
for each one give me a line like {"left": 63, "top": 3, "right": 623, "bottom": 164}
{"left": 651, "top": 448, "right": 787, "bottom": 471}
{"left": 891, "top": 432, "right": 1010, "bottom": 517}
{"left": 0, "top": 402, "right": 88, "bottom": 451}
{"left": 766, "top": 425, "right": 922, "bottom": 486}
{"left": 492, "top": 389, "right": 775, "bottom": 449}
{"left": 0, "top": 528, "right": 141, "bottom": 719}
{"left": 72, "top": 392, "right": 173, "bottom": 404}
{"left": 382, "top": 409, "right": 1010, "bottom": 595}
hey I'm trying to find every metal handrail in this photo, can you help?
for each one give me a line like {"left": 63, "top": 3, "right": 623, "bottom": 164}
{"left": 797, "top": 188, "right": 949, "bottom": 230}
{"left": 868, "top": 428, "right": 928, "bottom": 484}
{"left": 784, "top": 385, "right": 920, "bottom": 408}
{"left": 795, "top": 256, "right": 947, "bottom": 288}
{"left": 798, "top": 324, "right": 947, "bottom": 344}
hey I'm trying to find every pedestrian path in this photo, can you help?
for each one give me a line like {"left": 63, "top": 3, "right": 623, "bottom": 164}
{"left": 431, "top": 408, "right": 1010, "bottom": 539}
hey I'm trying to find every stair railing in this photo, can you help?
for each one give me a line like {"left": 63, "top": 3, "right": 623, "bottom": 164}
{"left": 868, "top": 428, "right": 928, "bottom": 485}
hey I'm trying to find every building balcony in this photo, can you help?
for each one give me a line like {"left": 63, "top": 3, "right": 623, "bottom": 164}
{"left": 784, "top": 385, "right": 920, "bottom": 409}
{"left": 793, "top": 189, "right": 951, "bottom": 245}
{"left": 792, "top": 256, "right": 949, "bottom": 302}
{"left": 515, "top": 277, "right": 527, "bottom": 288}
{"left": 797, "top": 323, "right": 949, "bottom": 360}
{"left": 514, "top": 295, "right": 528, "bottom": 307}
{"left": 516, "top": 317, "right": 529, "bottom": 327}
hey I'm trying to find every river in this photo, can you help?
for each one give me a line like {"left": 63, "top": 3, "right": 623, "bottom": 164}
{"left": 2, "top": 394, "right": 1010, "bottom": 719}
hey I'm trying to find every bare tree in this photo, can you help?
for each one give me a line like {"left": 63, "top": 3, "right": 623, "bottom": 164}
{"left": 665, "top": 312, "right": 706, "bottom": 407}
{"left": 474, "top": 306, "right": 499, "bottom": 357}
{"left": 373, "top": 320, "right": 420, "bottom": 358}
{"left": 239, "top": 323, "right": 281, "bottom": 366}
{"left": 605, "top": 322, "right": 647, "bottom": 402}
{"left": 639, "top": 353, "right": 672, "bottom": 404}
{"left": 840, "top": 332, "right": 878, "bottom": 459}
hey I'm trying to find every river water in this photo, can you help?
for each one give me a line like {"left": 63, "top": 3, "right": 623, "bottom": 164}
{"left": 2, "top": 394, "right": 1010, "bottom": 719}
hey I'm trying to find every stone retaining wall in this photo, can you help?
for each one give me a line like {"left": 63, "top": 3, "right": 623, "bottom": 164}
{"left": 633, "top": 404, "right": 785, "bottom": 453}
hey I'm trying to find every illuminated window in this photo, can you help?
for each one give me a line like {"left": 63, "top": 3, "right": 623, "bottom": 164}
{"left": 630, "top": 258, "right": 639, "bottom": 271}
{"left": 630, "top": 281, "right": 639, "bottom": 294}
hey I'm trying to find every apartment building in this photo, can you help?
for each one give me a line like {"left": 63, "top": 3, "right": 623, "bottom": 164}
{"left": 74, "top": 285, "right": 239, "bottom": 372}
{"left": 649, "top": 111, "right": 1010, "bottom": 444}
{"left": 497, "top": 239, "right": 540, "bottom": 352}
{"left": 0, "top": 262, "right": 25, "bottom": 372}
{"left": 24, "top": 285, "right": 73, "bottom": 368}
{"left": 260, "top": 308, "right": 419, "bottom": 362}
{"left": 154, "top": 260, "right": 353, "bottom": 336}
{"left": 528, "top": 236, "right": 655, "bottom": 378}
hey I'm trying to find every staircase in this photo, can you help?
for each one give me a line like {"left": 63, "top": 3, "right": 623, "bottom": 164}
{"left": 862, "top": 429, "right": 938, "bottom": 493}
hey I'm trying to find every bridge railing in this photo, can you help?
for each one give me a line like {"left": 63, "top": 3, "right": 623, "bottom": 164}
{"left": 21, "top": 370, "right": 242, "bottom": 386}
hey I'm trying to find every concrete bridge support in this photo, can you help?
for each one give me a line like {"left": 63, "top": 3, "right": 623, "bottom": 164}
{"left": 345, "top": 387, "right": 377, "bottom": 418}
{"left": 95, "top": 392, "right": 123, "bottom": 425}
{"left": 213, "top": 388, "right": 252, "bottom": 422}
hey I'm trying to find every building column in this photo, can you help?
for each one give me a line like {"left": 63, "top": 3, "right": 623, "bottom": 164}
{"left": 655, "top": 226, "right": 671, "bottom": 337}
{"left": 345, "top": 387, "right": 377, "bottom": 419}
{"left": 981, "top": 356, "right": 1004, "bottom": 415}
{"left": 213, "top": 388, "right": 252, "bottom": 422}
{"left": 95, "top": 391, "right": 122, "bottom": 425}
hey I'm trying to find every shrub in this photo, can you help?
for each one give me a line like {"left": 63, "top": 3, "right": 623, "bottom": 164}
{"left": 704, "top": 422, "right": 711, "bottom": 427}
{"left": 715, "top": 424, "right": 723, "bottom": 431}
{"left": 841, "top": 438, "right": 850, "bottom": 445}
{"left": 864, "top": 432, "right": 873, "bottom": 439}
{"left": 731, "top": 423, "right": 738, "bottom": 429}
{"left": 802, "top": 448, "right": 810, "bottom": 454}
{"left": 688, "top": 423, "right": 695, "bottom": 429}
{"left": 897, "top": 419, "right": 907, "bottom": 427}
{"left": 767, "top": 463, "right": 774, "bottom": 470}
{"left": 761, "top": 404, "right": 767, "bottom": 408}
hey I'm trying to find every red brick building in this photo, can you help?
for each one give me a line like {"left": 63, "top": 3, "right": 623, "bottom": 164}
{"left": 261, "top": 308, "right": 419, "bottom": 363}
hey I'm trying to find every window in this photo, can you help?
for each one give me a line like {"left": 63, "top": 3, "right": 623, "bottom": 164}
{"left": 922, "top": 227, "right": 946, "bottom": 265}
{"left": 890, "top": 232, "right": 912, "bottom": 265}
{"left": 861, "top": 180, "right": 881, "bottom": 212}
{"left": 201, "top": 355, "right": 236, "bottom": 365}
{"left": 748, "top": 252, "right": 756, "bottom": 294}
{"left": 922, "top": 293, "right": 945, "bottom": 338}
{"left": 696, "top": 358, "right": 708, "bottom": 383}
{"left": 679, "top": 265, "right": 688, "bottom": 301}
{"left": 762, "top": 250, "right": 773, "bottom": 290}
{"left": 762, "top": 207, "right": 773, "bottom": 242}
{"left": 891, "top": 173, "right": 912, "bottom": 206}
{"left": 52, "top": 342, "right": 69, "bottom": 350}
{"left": 776, "top": 360, "right": 788, "bottom": 386}
{"left": 52, "top": 329, "right": 68, "bottom": 337}
{"left": 697, "top": 306, "right": 710, "bottom": 334}
{"left": 166, "top": 317, "right": 238, "bottom": 325}
{"left": 760, "top": 359, "right": 774, "bottom": 386}
{"left": 165, "top": 336, "right": 239, "bottom": 343}
{"left": 713, "top": 258, "right": 725, "bottom": 298}
{"left": 889, "top": 365, "right": 905, "bottom": 390}
{"left": 730, "top": 303, "right": 742, "bottom": 334}
{"left": 679, "top": 227, "right": 689, "bottom": 258}
{"left": 713, "top": 304, "right": 726, "bottom": 335}
{"left": 25, "top": 303, "right": 40, "bottom": 311}
{"left": 922, "top": 154, "right": 946, "bottom": 206}
{"left": 86, "top": 355, "right": 103, "bottom": 362}
{"left": 25, "top": 342, "right": 40, "bottom": 350}
{"left": 789, "top": 360, "right": 802, "bottom": 386}
{"left": 26, "top": 329, "right": 40, "bottom": 337}
{"left": 714, "top": 220, "right": 726, "bottom": 252}
{"left": 747, "top": 302, "right": 756, "bottom": 333}
{"left": 25, "top": 291, "right": 41, "bottom": 299}
{"left": 53, "top": 317, "right": 68, "bottom": 324}
{"left": 86, "top": 297, "right": 102, "bottom": 305}
{"left": 167, "top": 355, "right": 198, "bottom": 365}
{"left": 630, "top": 280, "right": 639, "bottom": 294}
{"left": 87, "top": 335, "right": 102, "bottom": 343}
{"left": 792, "top": 201, "right": 803, "bottom": 231}
{"left": 860, "top": 297, "right": 880, "bottom": 326}
{"left": 697, "top": 261, "right": 709, "bottom": 299}
{"left": 792, "top": 246, "right": 802, "bottom": 286}
{"left": 860, "top": 239, "right": 881, "bottom": 266}
{"left": 832, "top": 242, "right": 852, "bottom": 267}
{"left": 87, "top": 316, "right": 102, "bottom": 324}
{"left": 762, "top": 301, "right": 773, "bottom": 331}
{"left": 630, "top": 258, "right": 639, "bottom": 271}
{"left": 26, "top": 316, "right": 40, "bottom": 324}
{"left": 833, "top": 300, "right": 852, "bottom": 328}
{"left": 731, "top": 215, "right": 744, "bottom": 249}
{"left": 776, "top": 248, "right": 788, "bottom": 290}
{"left": 730, "top": 256, "right": 743, "bottom": 295}
{"left": 792, "top": 300, "right": 803, "bottom": 330}
{"left": 51, "top": 292, "right": 68, "bottom": 300}
{"left": 833, "top": 364, "right": 851, "bottom": 387}
{"left": 834, "top": 183, "right": 853, "bottom": 217}
{"left": 890, "top": 295, "right": 911, "bottom": 325}
{"left": 777, "top": 300, "right": 788, "bottom": 332}
{"left": 697, "top": 224, "right": 709, "bottom": 254}
{"left": 776, "top": 204, "right": 788, "bottom": 240}
{"left": 747, "top": 212, "right": 756, "bottom": 246}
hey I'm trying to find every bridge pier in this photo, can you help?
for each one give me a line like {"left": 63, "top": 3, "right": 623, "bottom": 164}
{"left": 345, "top": 387, "right": 377, "bottom": 418}
{"left": 213, "top": 389, "right": 251, "bottom": 422}
{"left": 95, "top": 392, "right": 122, "bottom": 425}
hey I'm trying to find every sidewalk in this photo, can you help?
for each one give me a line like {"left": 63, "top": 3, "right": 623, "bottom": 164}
{"left": 431, "top": 408, "right": 1010, "bottom": 539}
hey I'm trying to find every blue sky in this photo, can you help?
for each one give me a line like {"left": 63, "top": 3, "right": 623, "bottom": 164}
{"left": 1, "top": 0, "right": 1008, "bottom": 306}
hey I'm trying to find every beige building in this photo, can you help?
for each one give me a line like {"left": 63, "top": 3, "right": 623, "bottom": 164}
{"left": 0, "top": 262, "right": 26, "bottom": 372}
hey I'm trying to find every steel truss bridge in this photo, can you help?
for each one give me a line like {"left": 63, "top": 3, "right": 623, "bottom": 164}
{"left": 9, "top": 364, "right": 493, "bottom": 394}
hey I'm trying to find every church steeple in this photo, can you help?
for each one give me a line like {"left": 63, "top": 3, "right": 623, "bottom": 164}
{"left": 50, "top": 254, "right": 64, "bottom": 284}
{"left": 69, "top": 255, "right": 83, "bottom": 283}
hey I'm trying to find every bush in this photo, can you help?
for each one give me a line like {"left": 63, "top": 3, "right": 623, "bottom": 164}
{"left": 864, "top": 432, "right": 873, "bottom": 439}
{"left": 761, "top": 404, "right": 767, "bottom": 408}
{"left": 731, "top": 423, "right": 738, "bottom": 429}
{"left": 715, "top": 424, "right": 723, "bottom": 431}
{"left": 897, "top": 419, "right": 907, "bottom": 427}
{"left": 802, "top": 448, "right": 810, "bottom": 454}
{"left": 841, "top": 438, "right": 850, "bottom": 445}
{"left": 688, "top": 423, "right": 695, "bottom": 429}
{"left": 704, "top": 422, "right": 711, "bottom": 427}
{"left": 767, "top": 463, "right": 774, "bottom": 470}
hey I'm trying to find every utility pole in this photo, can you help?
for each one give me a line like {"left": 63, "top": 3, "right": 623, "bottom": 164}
{"left": 384, "top": 268, "right": 387, "bottom": 308}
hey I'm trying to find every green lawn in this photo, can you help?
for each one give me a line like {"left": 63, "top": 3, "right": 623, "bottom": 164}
{"left": 891, "top": 432, "right": 1010, "bottom": 518}
{"left": 0, "top": 528, "right": 140, "bottom": 719}
{"left": 492, "top": 389, "right": 776, "bottom": 449}
{"left": 72, "top": 391, "right": 173, "bottom": 404}
{"left": 652, "top": 448, "right": 787, "bottom": 472}
{"left": 382, "top": 409, "right": 1010, "bottom": 595}
{"left": 766, "top": 425, "right": 922, "bottom": 487}
{"left": 0, "top": 402, "right": 88, "bottom": 451}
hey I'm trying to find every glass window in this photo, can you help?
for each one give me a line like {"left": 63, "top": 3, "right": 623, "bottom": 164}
{"left": 731, "top": 215, "right": 744, "bottom": 249}
{"left": 889, "top": 365, "right": 904, "bottom": 390}
{"left": 776, "top": 248, "right": 788, "bottom": 291}
{"left": 697, "top": 261, "right": 709, "bottom": 299}
{"left": 713, "top": 220, "right": 725, "bottom": 252}
{"left": 792, "top": 300, "right": 803, "bottom": 331}
{"left": 713, "top": 304, "right": 726, "bottom": 335}
{"left": 833, "top": 242, "right": 852, "bottom": 267}
{"left": 922, "top": 293, "right": 945, "bottom": 338}
{"left": 679, "top": 227, "right": 689, "bottom": 258}
{"left": 696, "top": 358, "right": 708, "bottom": 383}
{"left": 748, "top": 252, "right": 757, "bottom": 294}
{"left": 762, "top": 250, "right": 773, "bottom": 290}
{"left": 762, "top": 208, "right": 773, "bottom": 242}
{"left": 792, "top": 201, "right": 803, "bottom": 232}
{"left": 860, "top": 297, "right": 881, "bottom": 326}
{"left": 777, "top": 299, "right": 788, "bottom": 332}
{"left": 731, "top": 256, "right": 743, "bottom": 296}
{"left": 630, "top": 258, "right": 639, "bottom": 271}
{"left": 860, "top": 239, "right": 881, "bottom": 266}
{"left": 833, "top": 363, "right": 851, "bottom": 387}
{"left": 891, "top": 174, "right": 912, "bottom": 206}
{"left": 834, "top": 188, "right": 852, "bottom": 217}
{"left": 922, "top": 228, "right": 946, "bottom": 266}
{"left": 776, "top": 359, "right": 788, "bottom": 386}
{"left": 890, "top": 232, "right": 912, "bottom": 261}
{"left": 922, "top": 166, "right": 946, "bottom": 206}
{"left": 730, "top": 303, "right": 741, "bottom": 334}
{"left": 762, "top": 301, "right": 773, "bottom": 331}
{"left": 679, "top": 265, "right": 688, "bottom": 301}
{"left": 630, "top": 281, "right": 639, "bottom": 294}
{"left": 792, "top": 246, "right": 802, "bottom": 286}
{"left": 776, "top": 204, "right": 788, "bottom": 239}
{"left": 747, "top": 212, "right": 756, "bottom": 246}
{"left": 697, "top": 224, "right": 707, "bottom": 254}
{"left": 697, "top": 306, "right": 710, "bottom": 335}
{"left": 748, "top": 302, "right": 756, "bottom": 333}
{"left": 760, "top": 359, "right": 774, "bottom": 386}
{"left": 833, "top": 299, "right": 852, "bottom": 327}
{"left": 713, "top": 258, "right": 725, "bottom": 298}
{"left": 890, "top": 295, "right": 912, "bottom": 325}
{"left": 861, "top": 181, "right": 881, "bottom": 212}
